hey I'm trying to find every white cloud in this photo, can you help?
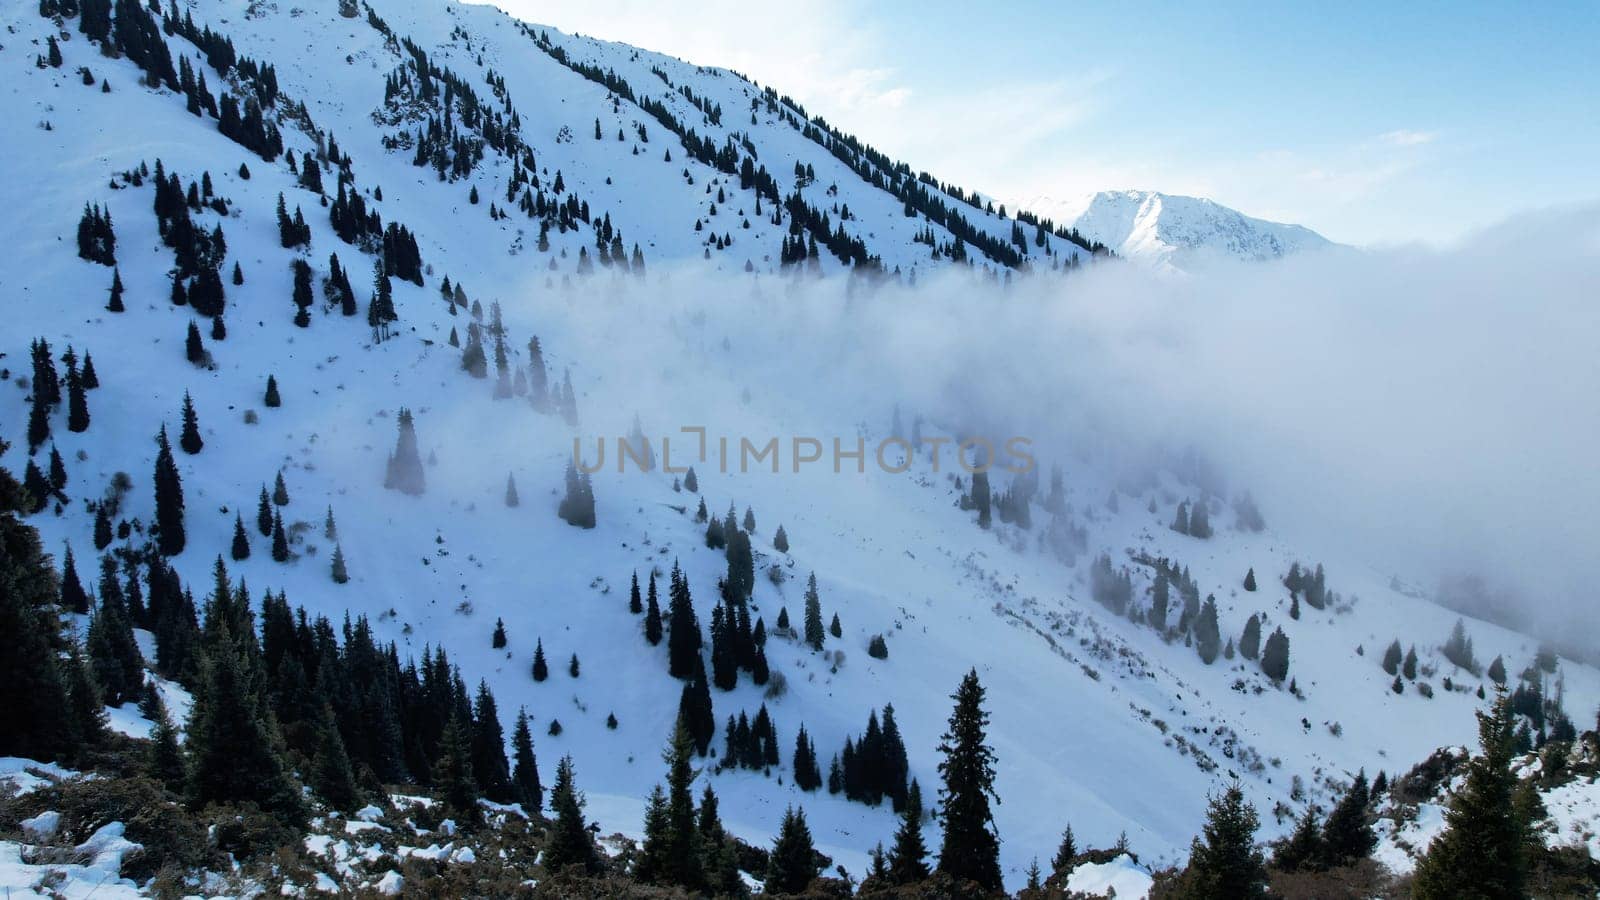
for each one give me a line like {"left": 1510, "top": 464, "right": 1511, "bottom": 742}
{"left": 1378, "top": 128, "right": 1438, "bottom": 147}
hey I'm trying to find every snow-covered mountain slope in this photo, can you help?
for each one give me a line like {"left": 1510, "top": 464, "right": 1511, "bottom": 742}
{"left": 1, "top": 0, "right": 1593, "bottom": 894}
{"left": 1057, "top": 190, "right": 1336, "bottom": 273}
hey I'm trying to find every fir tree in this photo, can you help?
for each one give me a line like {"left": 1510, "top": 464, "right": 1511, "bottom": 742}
{"left": 644, "top": 571, "right": 663, "bottom": 645}
{"left": 434, "top": 713, "right": 481, "bottom": 826}
{"left": 66, "top": 365, "right": 90, "bottom": 433}
{"left": 532, "top": 638, "right": 549, "bottom": 681}
{"left": 569, "top": 653, "right": 581, "bottom": 678}
{"left": 270, "top": 510, "right": 289, "bottom": 562}
{"left": 1180, "top": 784, "right": 1268, "bottom": 898}
{"left": 504, "top": 473, "right": 520, "bottom": 507}
{"left": 257, "top": 485, "right": 273, "bottom": 536}
{"left": 774, "top": 523, "right": 789, "bottom": 552}
{"left": 511, "top": 707, "right": 543, "bottom": 812}
{"left": 1412, "top": 694, "right": 1535, "bottom": 899}
{"left": 63, "top": 644, "right": 107, "bottom": 760}
{"left": 1272, "top": 806, "right": 1323, "bottom": 873}
{"left": 1261, "top": 628, "right": 1290, "bottom": 682}
{"left": 629, "top": 570, "right": 643, "bottom": 615}
{"left": 231, "top": 513, "right": 250, "bottom": 560}
{"left": 1382, "top": 639, "right": 1403, "bottom": 676}
{"left": 543, "top": 755, "right": 600, "bottom": 873}
{"left": 803, "top": 572, "right": 825, "bottom": 650}
{"left": 1243, "top": 567, "right": 1257, "bottom": 591}
{"left": 767, "top": 806, "right": 819, "bottom": 894}
{"left": 666, "top": 562, "right": 701, "bottom": 678}
{"left": 107, "top": 268, "right": 125, "bottom": 312}
{"left": 888, "top": 778, "right": 931, "bottom": 884}
{"left": 264, "top": 374, "right": 281, "bottom": 407}
{"left": 272, "top": 470, "right": 289, "bottom": 505}
{"left": 311, "top": 702, "right": 360, "bottom": 812}
{"left": 493, "top": 618, "right": 507, "bottom": 649}
{"left": 179, "top": 392, "right": 203, "bottom": 453}
{"left": 384, "top": 408, "right": 425, "bottom": 495}
{"left": 471, "top": 681, "right": 513, "bottom": 803}
{"left": 330, "top": 543, "right": 348, "bottom": 583}
{"left": 1195, "top": 595, "right": 1221, "bottom": 664}
{"left": 829, "top": 612, "right": 843, "bottom": 638}
{"left": 936, "top": 669, "right": 1002, "bottom": 890}
{"left": 1240, "top": 613, "right": 1262, "bottom": 660}
{"left": 1320, "top": 771, "right": 1376, "bottom": 868}
{"left": 60, "top": 545, "right": 90, "bottom": 613}
{"left": 1051, "top": 824, "right": 1078, "bottom": 875}
{"left": 0, "top": 472, "right": 75, "bottom": 760}
{"left": 153, "top": 425, "right": 185, "bottom": 555}
{"left": 92, "top": 505, "right": 113, "bottom": 550}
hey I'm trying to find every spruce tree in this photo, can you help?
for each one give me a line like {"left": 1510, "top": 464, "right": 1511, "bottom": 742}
{"left": 666, "top": 562, "right": 700, "bottom": 678}
{"left": 0, "top": 472, "right": 75, "bottom": 760}
{"left": 264, "top": 374, "right": 281, "bottom": 407}
{"left": 629, "top": 570, "right": 643, "bottom": 614}
{"left": 1382, "top": 639, "right": 1403, "bottom": 676}
{"left": 66, "top": 366, "right": 90, "bottom": 433}
{"left": 60, "top": 544, "right": 91, "bottom": 613}
{"left": 1243, "top": 568, "right": 1257, "bottom": 591}
{"left": 185, "top": 621, "right": 303, "bottom": 823}
{"left": 1194, "top": 595, "right": 1221, "bottom": 664}
{"left": 107, "top": 268, "right": 126, "bottom": 312}
{"left": 330, "top": 543, "right": 348, "bottom": 583}
{"left": 1182, "top": 784, "right": 1268, "bottom": 898}
{"left": 471, "top": 681, "right": 512, "bottom": 803}
{"left": 1412, "top": 694, "right": 1534, "bottom": 899}
{"left": 1272, "top": 807, "right": 1323, "bottom": 873}
{"left": 271, "top": 510, "right": 288, "bottom": 561}
{"left": 384, "top": 408, "right": 425, "bottom": 494}
{"left": 888, "top": 778, "right": 931, "bottom": 884}
{"left": 504, "top": 473, "right": 519, "bottom": 507}
{"left": 1051, "top": 824, "right": 1078, "bottom": 875}
{"left": 92, "top": 505, "right": 113, "bottom": 550}
{"left": 1240, "top": 613, "right": 1262, "bottom": 661}
{"left": 644, "top": 571, "right": 663, "bottom": 645}
{"left": 532, "top": 639, "right": 549, "bottom": 681}
{"left": 767, "top": 806, "right": 819, "bottom": 894}
{"left": 231, "top": 513, "right": 250, "bottom": 560}
{"left": 492, "top": 617, "right": 507, "bottom": 649}
{"left": 774, "top": 523, "right": 789, "bottom": 552}
{"left": 81, "top": 353, "right": 98, "bottom": 389}
{"left": 257, "top": 485, "right": 273, "bottom": 536}
{"left": 179, "top": 392, "right": 203, "bottom": 453}
{"left": 185, "top": 319, "right": 205, "bottom": 364}
{"left": 511, "top": 707, "right": 543, "bottom": 812}
{"left": 153, "top": 426, "right": 185, "bottom": 555}
{"left": 1320, "top": 771, "right": 1375, "bottom": 867}
{"left": 63, "top": 644, "right": 107, "bottom": 760}
{"left": 543, "top": 755, "right": 600, "bottom": 873}
{"left": 272, "top": 470, "right": 289, "bottom": 505}
{"left": 311, "top": 702, "right": 360, "bottom": 813}
{"left": 803, "top": 572, "right": 825, "bottom": 650}
{"left": 653, "top": 720, "right": 706, "bottom": 890}
{"left": 1261, "top": 628, "right": 1290, "bottom": 682}
{"left": 434, "top": 713, "right": 481, "bottom": 826}
{"left": 936, "top": 669, "right": 1002, "bottom": 890}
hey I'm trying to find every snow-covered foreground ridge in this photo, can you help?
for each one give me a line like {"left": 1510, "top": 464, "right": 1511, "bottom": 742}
{"left": 1, "top": 0, "right": 1595, "bottom": 894}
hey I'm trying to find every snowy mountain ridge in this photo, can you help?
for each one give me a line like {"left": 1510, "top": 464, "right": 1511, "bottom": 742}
{"left": 0, "top": 0, "right": 1592, "bottom": 895}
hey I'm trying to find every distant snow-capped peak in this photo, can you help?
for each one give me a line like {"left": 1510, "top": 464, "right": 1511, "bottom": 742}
{"left": 1058, "top": 189, "right": 1336, "bottom": 272}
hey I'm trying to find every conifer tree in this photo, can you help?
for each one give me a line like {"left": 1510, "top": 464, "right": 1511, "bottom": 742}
{"left": 1243, "top": 568, "right": 1257, "bottom": 591}
{"left": 60, "top": 544, "right": 90, "bottom": 613}
{"left": 434, "top": 713, "right": 481, "bottom": 826}
{"left": 889, "top": 778, "right": 931, "bottom": 884}
{"left": 543, "top": 755, "right": 600, "bottom": 873}
{"left": 273, "top": 470, "right": 289, "bottom": 505}
{"left": 830, "top": 612, "right": 843, "bottom": 639}
{"left": 936, "top": 669, "right": 1002, "bottom": 890}
{"left": 257, "top": 485, "right": 274, "bottom": 536}
{"left": 803, "top": 572, "right": 825, "bottom": 650}
{"left": 1412, "top": 695, "right": 1535, "bottom": 898}
{"left": 153, "top": 425, "right": 185, "bottom": 555}
{"left": 231, "top": 513, "right": 250, "bottom": 560}
{"left": 504, "top": 473, "right": 519, "bottom": 507}
{"left": 81, "top": 353, "right": 98, "bottom": 389}
{"left": 63, "top": 644, "right": 107, "bottom": 760}
{"left": 0, "top": 468, "right": 75, "bottom": 760}
{"left": 1319, "top": 771, "right": 1375, "bottom": 868}
{"left": 92, "top": 505, "right": 113, "bottom": 550}
{"left": 1180, "top": 784, "right": 1268, "bottom": 898}
{"left": 271, "top": 510, "right": 288, "bottom": 561}
{"left": 1052, "top": 824, "right": 1078, "bottom": 875}
{"left": 774, "top": 523, "right": 789, "bottom": 552}
{"left": 666, "top": 562, "right": 701, "bottom": 678}
{"left": 569, "top": 653, "right": 581, "bottom": 678}
{"left": 511, "top": 707, "right": 543, "bottom": 812}
{"left": 1240, "top": 613, "right": 1262, "bottom": 661}
{"left": 330, "top": 543, "right": 348, "bottom": 583}
{"left": 311, "top": 701, "right": 360, "bottom": 813}
{"left": 1272, "top": 806, "right": 1323, "bottom": 873}
{"left": 629, "top": 570, "right": 643, "bottom": 615}
{"left": 493, "top": 618, "right": 507, "bottom": 649}
{"left": 384, "top": 408, "right": 426, "bottom": 495}
{"left": 185, "top": 619, "right": 303, "bottom": 822}
{"left": 27, "top": 391, "right": 50, "bottom": 455}
{"left": 264, "top": 374, "right": 281, "bottom": 407}
{"left": 1195, "top": 595, "right": 1221, "bottom": 664}
{"left": 66, "top": 365, "right": 90, "bottom": 433}
{"left": 532, "top": 638, "right": 549, "bottom": 681}
{"left": 471, "top": 681, "right": 512, "bottom": 803}
{"left": 1261, "top": 628, "right": 1290, "bottom": 682}
{"left": 767, "top": 806, "right": 819, "bottom": 894}
{"left": 179, "top": 392, "right": 203, "bottom": 453}
{"left": 107, "top": 268, "right": 125, "bottom": 312}
{"left": 644, "top": 571, "right": 663, "bottom": 645}
{"left": 1382, "top": 639, "right": 1403, "bottom": 676}
{"left": 650, "top": 720, "right": 706, "bottom": 890}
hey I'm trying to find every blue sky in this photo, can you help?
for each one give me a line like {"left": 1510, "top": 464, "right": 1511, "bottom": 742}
{"left": 493, "top": 0, "right": 1599, "bottom": 245}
